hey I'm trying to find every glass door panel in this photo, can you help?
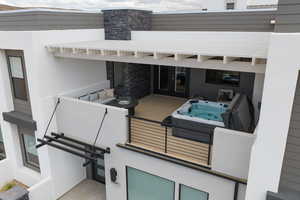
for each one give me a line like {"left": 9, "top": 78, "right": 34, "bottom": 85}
{"left": 154, "top": 66, "right": 189, "bottom": 97}
{"left": 93, "top": 152, "right": 105, "bottom": 183}
{"left": 158, "top": 66, "right": 170, "bottom": 91}
{"left": 175, "top": 67, "right": 187, "bottom": 94}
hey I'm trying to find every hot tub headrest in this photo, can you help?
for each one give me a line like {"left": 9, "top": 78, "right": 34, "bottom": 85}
{"left": 221, "top": 93, "right": 254, "bottom": 133}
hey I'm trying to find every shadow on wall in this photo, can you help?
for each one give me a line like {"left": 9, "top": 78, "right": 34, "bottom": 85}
{"left": 189, "top": 68, "right": 255, "bottom": 101}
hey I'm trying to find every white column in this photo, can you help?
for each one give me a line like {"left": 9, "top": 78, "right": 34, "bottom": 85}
{"left": 246, "top": 33, "right": 300, "bottom": 200}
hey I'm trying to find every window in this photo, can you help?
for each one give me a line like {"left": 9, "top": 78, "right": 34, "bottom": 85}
{"left": 0, "top": 127, "right": 6, "bottom": 160}
{"left": 127, "top": 167, "right": 175, "bottom": 200}
{"left": 179, "top": 184, "right": 209, "bottom": 200}
{"left": 19, "top": 127, "right": 39, "bottom": 171}
{"left": 7, "top": 55, "right": 28, "bottom": 101}
{"left": 226, "top": 2, "right": 235, "bottom": 10}
{"left": 206, "top": 70, "right": 240, "bottom": 87}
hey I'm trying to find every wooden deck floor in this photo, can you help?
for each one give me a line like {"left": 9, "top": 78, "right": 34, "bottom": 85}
{"left": 135, "top": 95, "right": 187, "bottom": 121}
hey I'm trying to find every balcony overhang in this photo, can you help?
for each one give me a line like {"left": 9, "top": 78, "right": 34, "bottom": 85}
{"left": 46, "top": 39, "right": 268, "bottom": 74}
{"left": 2, "top": 111, "right": 37, "bottom": 130}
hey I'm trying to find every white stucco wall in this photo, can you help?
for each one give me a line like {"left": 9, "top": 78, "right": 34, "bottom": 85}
{"left": 247, "top": 0, "right": 278, "bottom": 6}
{"left": 202, "top": 0, "right": 227, "bottom": 11}
{"left": 0, "top": 28, "right": 108, "bottom": 199}
{"left": 131, "top": 31, "right": 271, "bottom": 59}
{"left": 212, "top": 128, "right": 255, "bottom": 180}
{"left": 0, "top": 159, "right": 13, "bottom": 187}
{"left": 54, "top": 96, "right": 248, "bottom": 200}
{"left": 30, "top": 29, "right": 107, "bottom": 199}
{"left": 246, "top": 33, "right": 300, "bottom": 200}
{"left": 202, "top": 0, "right": 248, "bottom": 10}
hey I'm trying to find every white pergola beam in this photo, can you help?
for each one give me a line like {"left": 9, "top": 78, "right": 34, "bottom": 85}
{"left": 175, "top": 54, "right": 196, "bottom": 61}
{"left": 223, "top": 56, "right": 235, "bottom": 64}
{"left": 135, "top": 51, "right": 153, "bottom": 58}
{"left": 154, "top": 52, "right": 174, "bottom": 60}
{"left": 117, "top": 50, "right": 135, "bottom": 57}
{"left": 198, "top": 55, "right": 213, "bottom": 62}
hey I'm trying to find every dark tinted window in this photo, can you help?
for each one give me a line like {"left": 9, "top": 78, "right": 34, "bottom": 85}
{"left": 206, "top": 70, "right": 240, "bottom": 87}
{"left": 0, "top": 127, "right": 5, "bottom": 160}
{"left": 180, "top": 184, "right": 209, "bottom": 200}
{"left": 226, "top": 2, "right": 235, "bottom": 10}
{"left": 7, "top": 56, "right": 28, "bottom": 100}
{"left": 19, "top": 127, "right": 39, "bottom": 171}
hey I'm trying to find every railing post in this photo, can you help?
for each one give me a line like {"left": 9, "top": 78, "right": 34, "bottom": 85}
{"left": 207, "top": 134, "right": 212, "bottom": 166}
{"left": 234, "top": 182, "right": 239, "bottom": 200}
{"left": 128, "top": 116, "right": 132, "bottom": 143}
{"left": 164, "top": 126, "right": 168, "bottom": 153}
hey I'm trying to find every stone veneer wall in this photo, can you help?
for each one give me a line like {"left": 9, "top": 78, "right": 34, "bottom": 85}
{"left": 103, "top": 9, "right": 152, "bottom": 40}
{"left": 114, "top": 63, "right": 151, "bottom": 99}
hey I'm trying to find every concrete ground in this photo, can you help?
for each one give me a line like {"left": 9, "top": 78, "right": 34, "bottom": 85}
{"left": 58, "top": 179, "right": 106, "bottom": 200}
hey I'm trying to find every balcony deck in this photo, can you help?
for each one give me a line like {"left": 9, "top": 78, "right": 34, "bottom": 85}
{"left": 135, "top": 95, "right": 187, "bottom": 121}
{"left": 128, "top": 95, "right": 211, "bottom": 167}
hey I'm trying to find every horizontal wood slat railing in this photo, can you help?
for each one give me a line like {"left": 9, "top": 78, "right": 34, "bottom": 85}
{"left": 127, "top": 115, "right": 212, "bottom": 167}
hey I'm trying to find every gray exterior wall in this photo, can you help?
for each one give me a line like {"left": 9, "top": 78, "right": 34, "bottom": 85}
{"left": 152, "top": 11, "right": 277, "bottom": 32}
{"left": 280, "top": 75, "right": 300, "bottom": 193}
{"left": 0, "top": 9, "right": 278, "bottom": 32}
{"left": 275, "top": 0, "right": 300, "bottom": 32}
{"left": 189, "top": 69, "right": 255, "bottom": 101}
{"left": 0, "top": 11, "right": 103, "bottom": 31}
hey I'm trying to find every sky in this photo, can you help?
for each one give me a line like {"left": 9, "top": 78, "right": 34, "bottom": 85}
{"left": 0, "top": 0, "right": 204, "bottom": 12}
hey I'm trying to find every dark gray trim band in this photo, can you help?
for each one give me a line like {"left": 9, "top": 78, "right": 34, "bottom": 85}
{"left": 2, "top": 111, "right": 36, "bottom": 130}
{"left": 152, "top": 11, "right": 277, "bottom": 32}
{"left": 0, "top": 10, "right": 103, "bottom": 31}
{"left": 275, "top": 0, "right": 300, "bottom": 33}
{"left": 266, "top": 191, "right": 286, "bottom": 200}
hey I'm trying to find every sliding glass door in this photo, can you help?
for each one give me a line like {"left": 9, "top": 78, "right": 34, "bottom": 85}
{"left": 93, "top": 151, "right": 105, "bottom": 184}
{"left": 154, "top": 66, "right": 190, "bottom": 98}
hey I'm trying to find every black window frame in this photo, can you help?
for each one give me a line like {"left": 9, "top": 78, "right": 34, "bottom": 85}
{"left": 0, "top": 126, "right": 6, "bottom": 160}
{"left": 205, "top": 69, "right": 241, "bottom": 87}
{"left": 226, "top": 2, "right": 235, "bottom": 10}
{"left": 6, "top": 55, "right": 28, "bottom": 101}
{"left": 18, "top": 127, "right": 40, "bottom": 172}
{"left": 126, "top": 166, "right": 176, "bottom": 200}
{"left": 179, "top": 184, "right": 209, "bottom": 200}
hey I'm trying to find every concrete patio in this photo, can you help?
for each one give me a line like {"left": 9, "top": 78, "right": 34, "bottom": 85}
{"left": 59, "top": 179, "right": 106, "bottom": 200}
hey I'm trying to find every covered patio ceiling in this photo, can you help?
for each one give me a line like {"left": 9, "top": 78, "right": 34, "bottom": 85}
{"left": 46, "top": 39, "right": 268, "bottom": 73}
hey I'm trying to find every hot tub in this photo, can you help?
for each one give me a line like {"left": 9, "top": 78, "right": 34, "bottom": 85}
{"left": 171, "top": 100, "right": 228, "bottom": 143}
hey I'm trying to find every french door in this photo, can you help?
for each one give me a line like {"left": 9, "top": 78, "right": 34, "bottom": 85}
{"left": 154, "top": 66, "right": 190, "bottom": 98}
{"left": 92, "top": 150, "right": 106, "bottom": 184}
